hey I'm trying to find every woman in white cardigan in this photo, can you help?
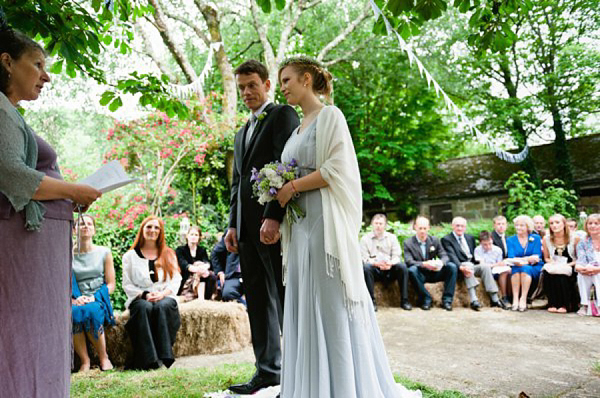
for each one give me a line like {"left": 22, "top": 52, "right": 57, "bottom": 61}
{"left": 122, "top": 215, "right": 182, "bottom": 370}
{"left": 275, "top": 56, "right": 420, "bottom": 398}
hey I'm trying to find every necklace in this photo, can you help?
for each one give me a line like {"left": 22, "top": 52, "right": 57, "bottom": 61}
{"left": 555, "top": 243, "right": 566, "bottom": 257}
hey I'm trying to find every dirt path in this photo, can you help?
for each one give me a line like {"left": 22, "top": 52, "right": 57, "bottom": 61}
{"left": 174, "top": 306, "right": 600, "bottom": 397}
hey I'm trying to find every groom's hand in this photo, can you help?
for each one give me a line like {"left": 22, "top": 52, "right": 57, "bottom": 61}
{"left": 260, "top": 218, "right": 280, "bottom": 245}
{"left": 225, "top": 228, "right": 239, "bottom": 253}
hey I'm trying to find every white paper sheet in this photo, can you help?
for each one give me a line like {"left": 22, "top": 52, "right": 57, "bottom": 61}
{"left": 79, "top": 160, "right": 137, "bottom": 193}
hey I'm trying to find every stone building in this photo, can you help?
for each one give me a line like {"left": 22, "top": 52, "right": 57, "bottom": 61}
{"left": 413, "top": 134, "right": 600, "bottom": 224}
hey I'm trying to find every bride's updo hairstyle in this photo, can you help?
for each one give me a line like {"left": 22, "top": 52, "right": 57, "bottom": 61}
{"left": 278, "top": 56, "right": 333, "bottom": 103}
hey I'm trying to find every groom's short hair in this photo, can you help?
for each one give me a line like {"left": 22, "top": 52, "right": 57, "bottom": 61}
{"left": 235, "top": 60, "right": 269, "bottom": 82}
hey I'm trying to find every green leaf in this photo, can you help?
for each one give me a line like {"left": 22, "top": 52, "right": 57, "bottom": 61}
{"left": 274, "top": 0, "right": 285, "bottom": 11}
{"left": 387, "top": 0, "right": 414, "bottom": 16}
{"left": 49, "top": 59, "right": 64, "bottom": 74}
{"left": 109, "top": 96, "right": 123, "bottom": 112}
{"left": 99, "top": 91, "right": 115, "bottom": 106}
{"left": 256, "top": 0, "right": 271, "bottom": 13}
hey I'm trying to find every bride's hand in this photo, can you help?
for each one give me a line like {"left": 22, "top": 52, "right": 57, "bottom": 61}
{"left": 276, "top": 183, "right": 293, "bottom": 208}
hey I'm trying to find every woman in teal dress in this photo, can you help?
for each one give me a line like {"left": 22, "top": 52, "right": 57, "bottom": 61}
{"left": 72, "top": 214, "right": 116, "bottom": 371}
{"left": 506, "top": 215, "right": 544, "bottom": 311}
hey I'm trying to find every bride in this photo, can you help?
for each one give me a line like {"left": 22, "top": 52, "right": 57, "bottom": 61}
{"left": 274, "top": 56, "right": 421, "bottom": 398}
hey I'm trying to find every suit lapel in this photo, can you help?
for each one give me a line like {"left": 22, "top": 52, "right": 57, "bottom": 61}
{"left": 243, "top": 103, "right": 275, "bottom": 167}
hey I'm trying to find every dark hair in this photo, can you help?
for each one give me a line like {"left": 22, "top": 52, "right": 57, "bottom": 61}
{"left": 234, "top": 60, "right": 269, "bottom": 82}
{"left": 0, "top": 14, "right": 46, "bottom": 95}
{"left": 479, "top": 230, "right": 491, "bottom": 242}
{"left": 278, "top": 56, "right": 333, "bottom": 102}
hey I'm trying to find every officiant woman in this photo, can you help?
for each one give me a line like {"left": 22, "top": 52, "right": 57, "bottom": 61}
{"left": 0, "top": 23, "right": 101, "bottom": 398}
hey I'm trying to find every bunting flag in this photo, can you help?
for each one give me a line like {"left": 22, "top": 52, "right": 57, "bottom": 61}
{"left": 368, "top": 0, "right": 529, "bottom": 163}
{"left": 166, "top": 42, "right": 223, "bottom": 100}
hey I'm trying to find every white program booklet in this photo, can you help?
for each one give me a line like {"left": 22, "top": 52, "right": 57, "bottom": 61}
{"left": 80, "top": 160, "right": 138, "bottom": 193}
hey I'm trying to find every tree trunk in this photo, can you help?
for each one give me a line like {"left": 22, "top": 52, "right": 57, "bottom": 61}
{"left": 547, "top": 87, "right": 574, "bottom": 189}
{"left": 197, "top": 1, "right": 237, "bottom": 124}
{"left": 148, "top": 0, "right": 198, "bottom": 84}
{"left": 498, "top": 58, "right": 540, "bottom": 185}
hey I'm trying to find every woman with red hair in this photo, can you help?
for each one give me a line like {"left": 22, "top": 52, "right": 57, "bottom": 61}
{"left": 122, "top": 216, "right": 182, "bottom": 370}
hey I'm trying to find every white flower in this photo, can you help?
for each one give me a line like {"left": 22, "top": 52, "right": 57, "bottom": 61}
{"left": 258, "top": 192, "right": 272, "bottom": 205}
{"left": 263, "top": 168, "right": 277, "bottom": 180}
{"left": 271, "top": 175, "right": 285, "bottom": 188}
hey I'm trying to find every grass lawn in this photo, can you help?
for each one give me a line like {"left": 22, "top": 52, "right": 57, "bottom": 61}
{"left": 70, "top": 362, "right": 466, "bottom": 397}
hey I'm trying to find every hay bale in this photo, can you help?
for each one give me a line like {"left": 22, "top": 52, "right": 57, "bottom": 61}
{"left": 375, "top": 276, "right": 492, "bottom": 308}
{"left": 75, "top": 299, "right": 251, "bottom": 369}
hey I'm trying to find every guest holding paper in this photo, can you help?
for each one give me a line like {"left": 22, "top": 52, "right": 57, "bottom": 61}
{"left": 541, "top": 214, "right": 579, "bottom": 313}
{"left": 473, "top": 230, "right": 509, "bottom": 309}
{"left": 122, "top": 216, "right": 182, "bottom": 370}
{"left": 575, "top": 213, "right": 600, "bottom": 316}
{"left": 176, "top": 225, "right": 218, "bottom": 301}
{"left": 491, "top": 215, "right": 511, "bottom": 303}
{"left": 506, "top": 215, "right": 544, "bottom": 312}
{"left": 72, "top": 215, "right": 116, "bottom": 371}
{"left": 0, "top": 22, "right": 101, "bottom": 397}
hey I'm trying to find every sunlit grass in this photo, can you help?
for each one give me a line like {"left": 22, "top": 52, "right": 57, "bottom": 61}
{"left": 71, "top": 362, "right": 467, "bottom": 397}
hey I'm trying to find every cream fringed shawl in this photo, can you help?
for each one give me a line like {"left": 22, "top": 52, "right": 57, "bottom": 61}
{"left": 280, "top": 105, "right": 370, "bottom": 316}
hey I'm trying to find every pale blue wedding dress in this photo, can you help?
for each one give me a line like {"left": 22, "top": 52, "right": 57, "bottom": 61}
{"left": 279, "top": 118, "right": 420, "bottom": 398}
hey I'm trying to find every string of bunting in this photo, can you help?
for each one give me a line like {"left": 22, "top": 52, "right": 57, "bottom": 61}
{"left": 367, "top": 0, "right": 529, "bottom": 163}
{"left": 166, "top": 41, "right": 223, "bottom": 100}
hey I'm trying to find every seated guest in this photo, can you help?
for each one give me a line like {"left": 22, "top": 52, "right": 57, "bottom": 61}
{"left": 506, "top": 215, "right": 544, "bottom": 312}
{"left": 492, "top": 215, "right": 511, "bottom": 303}
{"left": 567, "top": 218, "right": 587, "bottom": 240}
{"left": 533, "top": 215, "right": 547, "bottom": 238}
{"left": 473, "top": 231, "right": 509, "bottom": 309}
{"left": 122, "top": 216, "right": 182, "bottom": 370}
{"left": 405, "top": 216, "right": 457, "bottom": 311}
{"left": 72, "top": 215, "right": 116, "bottom": 372}
{"left": 361, "top": 214, "right": 411, "bottom": 311}
{"left": 442, "top": 217, "right": 502, "bottom": 311}
{"left": 575, "top": 213, "right": 600, "bottom": 316}
{"left": 211, "top": 232, "right": 245, "bottom": 306}
{"left": 542, "top": 214, "right": 579, "bottom": 313}
{"left": 176, "top": 225, "right": 218, "bottom": 301}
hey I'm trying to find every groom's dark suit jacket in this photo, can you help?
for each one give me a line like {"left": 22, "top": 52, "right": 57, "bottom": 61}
{"left": 229, "top": 103, "right": 300, "bottom": 240}
{"left": 441, "top": 233, "right": 477, "bottom": 266}
{"left": 227, "top": 102, "right": 299, "bottom": 378}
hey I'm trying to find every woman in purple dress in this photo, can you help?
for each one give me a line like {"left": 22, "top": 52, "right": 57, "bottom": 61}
{"left": 0, "top": 22, "right": 101, "bottom": 397}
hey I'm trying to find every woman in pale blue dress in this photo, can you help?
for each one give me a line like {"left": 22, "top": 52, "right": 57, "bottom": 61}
{"left": 275, "top": 57, "right": 420, "bottom": 398}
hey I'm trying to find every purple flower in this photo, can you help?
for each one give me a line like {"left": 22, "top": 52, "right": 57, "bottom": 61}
{"left": 289, "top": 158, "right": 297, "bottom": 167}
{"left": 276, "top": 163, "right": 286, "bottom": 174}
{"left": 269, "top": 187, "right": 277, "bottom": 196}
{"left": 250, "top": 167, "right": 259, "bottom": 182}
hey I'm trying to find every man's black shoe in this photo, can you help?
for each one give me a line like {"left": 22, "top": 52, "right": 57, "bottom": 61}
{"left": 373, "top": 302, "right": 378, "bottom": 312}
{"left": 401, "top": 301, "right": 412, "bottom": 311}
{"left": 491, "top": 300, "right": 509, "bottom": 310}
{"left": 421, "top": 303, "right": 431, "bottom": 311}
{"left": 442, "top": 302, "right": 453, "bottom": 311}
{"left": 229, "top": 373, "right": 280, "bottom": 395}
{"left": 470, "top": 300, "right": 482, "bottom": 311}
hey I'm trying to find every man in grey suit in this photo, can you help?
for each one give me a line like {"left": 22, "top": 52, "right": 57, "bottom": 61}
{"left": 224, "top": 60, "right": 300, "bottom": 394}
{"left": 405, "top": 216, "right": 457, "bottom": 311}
{"left": 441, "top": 216, "right": 506, "bottom": 311}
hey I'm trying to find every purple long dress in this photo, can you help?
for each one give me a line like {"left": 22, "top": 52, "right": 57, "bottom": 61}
{"left": 0, "top": 135, "right": 73, "bottom": 398}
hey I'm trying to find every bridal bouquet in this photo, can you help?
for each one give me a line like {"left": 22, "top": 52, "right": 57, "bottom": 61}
{"left": 250, "top": 159, "right": 305, "bottom": 224}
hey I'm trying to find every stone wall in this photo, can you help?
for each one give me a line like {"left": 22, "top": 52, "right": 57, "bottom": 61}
{"left": 419, "top": 195, "right": 506, "bottom": 222}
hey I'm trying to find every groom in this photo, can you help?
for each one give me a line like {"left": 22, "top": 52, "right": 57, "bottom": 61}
{"left": 225, "top": 60, "right": 300, "bottom": 394}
